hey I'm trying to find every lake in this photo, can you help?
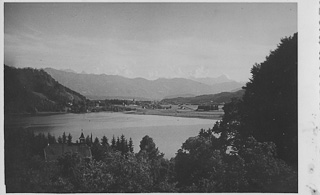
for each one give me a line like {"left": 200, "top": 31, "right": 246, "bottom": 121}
{"left": 5, "top": 112, "right": 217, "bottom": 158}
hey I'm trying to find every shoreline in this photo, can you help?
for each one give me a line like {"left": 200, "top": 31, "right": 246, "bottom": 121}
{"left": 124, "top": 109, "right": 223, "bottom": 120}
{"left": 5, "top": 110, "right": 223, "bottom": 120}
{"left": 5, "top": 111, "right": 69, "bottom": 117}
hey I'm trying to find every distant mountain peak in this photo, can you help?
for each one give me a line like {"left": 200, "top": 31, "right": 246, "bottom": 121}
{"left": 217, "top": 74, "right": 229, "bottom": 79}
{"left": 189, "top": 74, "right": 234, "bottom": 85}
{"left": 60, "top": 68, "right": 76, "bottom": 73}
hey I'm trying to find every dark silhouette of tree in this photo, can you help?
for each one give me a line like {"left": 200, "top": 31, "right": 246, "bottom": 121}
{"left": 91, "top": 137, "right": 106, "bottom": 161}
{"left": 94, "top": 137, "right": 100, "bottom": 145}
{"left": 62, "top": 132, "right": 67, "bottom": 144}
{"left": 30, "top": 133, "right": 49, "bottom": 158}
{"left": 120, "top": 134, "right": 128, "bottom": 154}
{"left": 85, "top": 135, "right": 92, "bottom": 146}
{"left": 101, "top": 135, "right": 109, "bottom": 147}
{"left": 128, "top": 138, "right": 134, "bottom": 153}
{"left": 47, "top": 133, "right": 56, "bottom": 144}
{"left": 67, "top": 133, "right": 72, "bottom": 145}
{"left": 139, "top": 135, "right": 163, "bottom": 160}
{"left": 137, "top": 135, "right": 172, "bottom": 191}
{"left": 58, "top": 136, "right": 63, "bottom": 144}
{"left": 116, "top": 137, "right": 121, "bottom": 151}
{"left": 209, "top": 33, "right": 298, "bottom": 165}
{"left": 239, "top": 33, "right": 298, "bottom": 164}
{"left": 111, "top": 135, "right": 116, "bottom": 149}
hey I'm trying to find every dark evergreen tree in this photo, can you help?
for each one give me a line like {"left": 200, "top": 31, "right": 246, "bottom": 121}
{"left": 91, "top": 137, "right": 105, "bottom": 161}
{"left": 94, "top": 137, "right": 100, "bottom": 145}
{"left": 128, "top": 138, "right": 134, "bottom": 153}
{"left": 120, "top": 134, "right": 127, "bottom": 154}
{"left": 31, "top": 133, "right": 49, "bottom": 157}
{"left": 125, "top": 140, "right": 129, "bottom": 153}
{"left": 111, "top": 135, "right": 116, "bottom": 149}
{"left": 57, "top": 136, "right": 63, "bottom": 144}
{"left": 116, "top": 137, "right": 121, "bottom": 151}
{"left": 47, "top": 133, "right": 56, "bottom": 144}
{"left": 62, "top": 132, "right": 67, "bottom": 144}
{"left": 67, "top": 133, "right": 72, "bottom": 145}
{"left": 101, "top": 135, "right": 109, "bottom": 147}
{"left": 85, "top": 135, "right": 92, "bottom": 146}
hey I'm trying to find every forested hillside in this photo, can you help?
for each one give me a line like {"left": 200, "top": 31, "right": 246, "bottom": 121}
{"left": 4, "top": 65, "right": 87, "bottom": 113}
{"left": 161, "top": 89, "right": 245, "bottom": 105}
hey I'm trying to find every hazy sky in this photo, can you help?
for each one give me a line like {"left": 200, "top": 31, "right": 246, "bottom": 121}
{"left": 4, "top": 3, "right": 297, "bottom": 82}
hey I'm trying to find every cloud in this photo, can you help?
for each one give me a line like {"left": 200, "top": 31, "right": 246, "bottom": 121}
{"left": 192, "top": 66, "right": 209, "bottom": 78}
{"left": 148, "top": 70, "right": 160, "bottom": 80}
{"left": 4, "top": 29, "right": 270, "bottom": 81}
{"left": 111, "top": 64, "right": 134, "bottom": 78}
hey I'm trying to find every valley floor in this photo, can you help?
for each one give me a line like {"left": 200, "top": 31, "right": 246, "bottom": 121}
{"left": 125, "top": 108, "right": 224, "bottom": 120}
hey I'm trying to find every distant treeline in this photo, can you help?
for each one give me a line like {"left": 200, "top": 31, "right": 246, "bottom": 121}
{"left": 161, "top": 90, "right": 245, "bottom": 105}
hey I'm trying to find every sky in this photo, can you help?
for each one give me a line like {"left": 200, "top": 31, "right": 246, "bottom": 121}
{"left": 4, "top": 3, "right": 297, "bottom": 82}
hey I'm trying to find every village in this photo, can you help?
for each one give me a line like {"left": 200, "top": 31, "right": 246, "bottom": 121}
{"left": 84, "top": 99, "right": 225, "bottom": 119}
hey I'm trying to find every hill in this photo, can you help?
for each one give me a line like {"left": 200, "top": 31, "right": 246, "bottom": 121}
{"left": 161, "top": 89, "right": 245, "bottom": 105}
{"left": 4, "top": 65, "right": 87, "bottom": 113}
{"left": 44, "top": 68, "right": 244, "bottom": 100}
{"left": 189, "top": 74, "right": 232, "bottom": 85}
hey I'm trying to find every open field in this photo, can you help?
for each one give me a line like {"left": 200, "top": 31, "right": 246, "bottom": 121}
{"left": 125, "top": 107, "right": 224, "bottom": 120}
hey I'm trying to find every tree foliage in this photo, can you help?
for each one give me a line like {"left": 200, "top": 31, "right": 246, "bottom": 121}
{"left": 175, "top": 128, "right": 297, "bottom": 192}
{"left": 138, "top": 135, "right": 163, "bottom": 160}
{"left": 239, "top": 33, "right": 297, "bottom": 163}
{"left": 101, "top": 135, "right": 109, "bottom": 146}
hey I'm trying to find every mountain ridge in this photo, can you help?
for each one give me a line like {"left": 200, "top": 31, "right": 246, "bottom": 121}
{"left": 44, "top": 68, "right": 244, "bottom": 100}
{"left": 161, "top": 89, "right": 245, "bottom": 105}
{"left": 189, "top": 74, "right": 232, "bottom": 85}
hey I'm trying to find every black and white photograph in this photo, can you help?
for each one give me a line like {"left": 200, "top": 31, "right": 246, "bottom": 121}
{"left": 2, "top": 1, "right": 319, "bottom": 193}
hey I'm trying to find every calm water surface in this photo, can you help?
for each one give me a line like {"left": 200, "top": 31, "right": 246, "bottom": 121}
{"left": 5, "top": 112, "right": 217, "bottom": 158}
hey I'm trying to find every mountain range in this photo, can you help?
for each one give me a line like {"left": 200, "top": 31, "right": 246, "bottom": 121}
{"left": 44, "top": 68, "right": 244, "bottom": 100}
{"left": 189, "top": 75, "right": 232, "bottom": 85}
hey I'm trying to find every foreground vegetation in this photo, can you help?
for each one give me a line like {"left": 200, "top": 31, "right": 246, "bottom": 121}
{"left": 5, "top": 127, "right": 297, "bottom": 193}
{"left": 5, "top": 33, "right": 297, "bottom": 192}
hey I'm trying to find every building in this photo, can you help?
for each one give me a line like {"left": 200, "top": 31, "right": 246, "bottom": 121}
{"left": 44, "top": 132, "right": 92, "bottom": 162}
{"left": 218, "top": 104, "right": 225, "bottom": 111}
{"left": 160, "top": 105, "right": 172, "bottom": 109}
